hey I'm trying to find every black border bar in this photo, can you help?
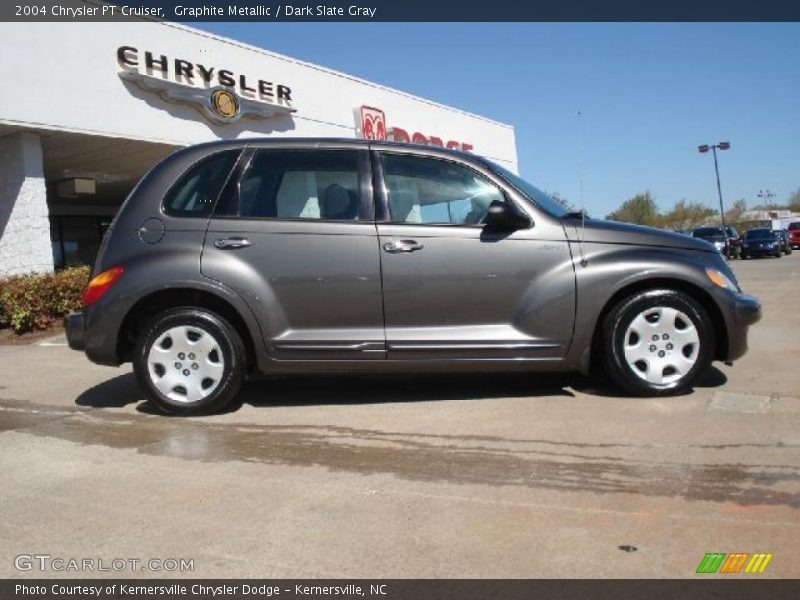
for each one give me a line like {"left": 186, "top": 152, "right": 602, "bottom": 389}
{"left": 3, "top": 0, "right": 800, "bottom": 22}
{"left": 4, "top": 579, "right": 800, "bottom": 600}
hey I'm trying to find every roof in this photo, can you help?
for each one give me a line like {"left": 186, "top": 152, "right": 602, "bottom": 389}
{"left": 184, "top": 137, "right": 482, "bottom": 161}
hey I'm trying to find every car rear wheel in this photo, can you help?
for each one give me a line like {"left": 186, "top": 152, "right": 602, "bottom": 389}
{"left": 133, "top": 308, "right": 246, "bottom": 415}
{"left": 601, "top": 289, "right": 715, "bottom": 396}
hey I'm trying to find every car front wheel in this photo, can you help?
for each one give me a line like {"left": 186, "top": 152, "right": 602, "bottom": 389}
{"left": 601, "top": 289, "right": 715, "bottom": 396}
{"left": 133, "top": 308, "right": 246, "bottom": 415}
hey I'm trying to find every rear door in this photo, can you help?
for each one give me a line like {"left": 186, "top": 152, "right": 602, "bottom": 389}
{"left": 201, "top": 146, "right": 385, "bottom": 360}
{"left": 373, "top": 149, "right": 575, "bottom": 360}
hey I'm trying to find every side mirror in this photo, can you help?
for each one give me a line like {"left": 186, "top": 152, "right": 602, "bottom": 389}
{"left": 484, "top": 200, "right": 532, "bottom": 230}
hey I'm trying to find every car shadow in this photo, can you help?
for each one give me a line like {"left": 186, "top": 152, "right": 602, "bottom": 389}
{"left": 240, "top": 371, "right": 577, "bottom": 409}
{"left": 570, "top": 365, "right": 728, "bottom": 398}
{"left": 74, "top": 366, "right": 728, "bottom": 413}
{"left": 75, "top": 372, "right": 145, "bottom": 409}
{"left": 74, "top": 370, "right": 578, "bottom": 413}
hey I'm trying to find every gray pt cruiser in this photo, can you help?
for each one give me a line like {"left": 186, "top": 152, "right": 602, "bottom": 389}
{"left": 65, "top": 139, "right": 761, "bottom": 415}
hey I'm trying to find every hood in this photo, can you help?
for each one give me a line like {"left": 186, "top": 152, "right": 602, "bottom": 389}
{"left": 563, "top": 218, "right": 714, "bottom": 252}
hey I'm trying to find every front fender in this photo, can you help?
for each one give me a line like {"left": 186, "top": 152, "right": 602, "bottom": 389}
{"left": 564, "top": 242, "right": 732, "bottom": 370}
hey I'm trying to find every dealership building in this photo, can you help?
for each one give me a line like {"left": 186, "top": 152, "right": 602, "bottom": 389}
{"left": 0, "top": 21, "right": 518, "bottom": 277}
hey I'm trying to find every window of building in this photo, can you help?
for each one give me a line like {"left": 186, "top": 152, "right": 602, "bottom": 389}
{"left": 49, "top": 216, "right": 112, "bottom": 270}
{"left": 237, "top": 150, "right": 361, "bottom": 221}
{"left": 380, "top": 153, "right": 505, "bottom": 225}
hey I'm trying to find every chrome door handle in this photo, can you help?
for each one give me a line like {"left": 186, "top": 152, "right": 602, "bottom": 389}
{"left": 214, "top": 237, "right": 251, "bottom": 250}
{"left": 383, "top": 240, "right": 424, "bottom": 253}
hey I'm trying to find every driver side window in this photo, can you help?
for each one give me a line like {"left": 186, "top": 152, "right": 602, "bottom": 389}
{"left": 380, "top": 154, "right": 505, "bottom": 225}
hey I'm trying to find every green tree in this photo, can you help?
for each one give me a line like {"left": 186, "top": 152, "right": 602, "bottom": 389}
{"left": 661, "top": 199, "right": 716, "bottom": 231}
{"left": 606, "top": 192, "right": 660, "bottom": 226}
{"left": 788, "top": 187, "right": 800, "bottom": 212}
{"left": 725, "top": 198, "right": 748, "bottom": 224}
{"left": 546, "top": 191, "right": 576, "bottom": 212}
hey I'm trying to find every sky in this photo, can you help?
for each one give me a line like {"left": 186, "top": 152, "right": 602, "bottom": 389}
{"left": 194, "top": 22, "right": 800, "bottom": 217}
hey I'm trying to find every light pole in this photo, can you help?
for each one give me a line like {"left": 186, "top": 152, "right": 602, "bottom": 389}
{"left": 757, "top": 189, "right": 775, "bottom": 215}
{"left": 698, "top": 141, "right": 731, "bottom": 251}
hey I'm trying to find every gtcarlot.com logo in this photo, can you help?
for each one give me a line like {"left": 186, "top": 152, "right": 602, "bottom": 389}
{"left": 14, "top": 554, "right": 194, "bottom": 573}
{"left": 696, "top": 552, "right": 773, "bottom": 574}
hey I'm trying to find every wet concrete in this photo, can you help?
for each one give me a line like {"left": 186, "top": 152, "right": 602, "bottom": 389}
{"left": 1, "top": 254, "right": 799, "bottom": 578}
{"left": 2, "top": 396, "right": 799, "bottom": 509}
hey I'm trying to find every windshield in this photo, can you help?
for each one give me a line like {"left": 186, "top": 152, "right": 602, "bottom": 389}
{"left": 693, "top": 228, "right": 724, "bottom": 239}
{"left": 789, "top": 222, "right": 800, "bottom": 230}
{"left": 745, "top": 229, "right": 775, "bottom": 240}
{"left": 483, "top": 160, "right": 569, "bottom": 217}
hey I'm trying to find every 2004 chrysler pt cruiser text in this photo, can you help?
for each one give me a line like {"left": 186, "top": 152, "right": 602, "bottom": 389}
{"left": 64, "top": 139, "right": 761, "bottom": 415}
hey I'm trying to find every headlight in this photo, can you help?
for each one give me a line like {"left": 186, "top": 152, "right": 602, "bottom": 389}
{"left": 706, "top": 268, "right": 739, "bottom": 292}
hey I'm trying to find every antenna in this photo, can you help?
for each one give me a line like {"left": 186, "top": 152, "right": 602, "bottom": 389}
{"left": 577, "top": 110, "right": 588, "bottom": 267}
{"left": 578, "top": 110, "right": 585, "bottom": 209}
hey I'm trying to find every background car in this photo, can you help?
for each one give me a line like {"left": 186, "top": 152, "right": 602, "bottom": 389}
{"left": 788, "top": 221, "right": 800, "bottom": 249}
{"left": 774, "top": 229, "right": 793, "bottom": 255}
{"left": 741, "top": 228, "right": 782, "bottom": 259}
{"left": 778, "top": 229, "right": 792, "bottom": 254}
{"left": 724, "top": 225, "right": 743, "bottom": 258}
{"left": 691, "top": 226, "right": 739, "bottom": 258}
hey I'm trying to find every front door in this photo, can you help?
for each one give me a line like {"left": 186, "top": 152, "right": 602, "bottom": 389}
{"left": 201, "top": 147, "right": 385, "bottom": 360}
{"left": 374, "top": 151, "right": 575, "bottom": 360}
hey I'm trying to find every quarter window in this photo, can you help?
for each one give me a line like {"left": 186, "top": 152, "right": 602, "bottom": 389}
{"left": 380, "top": 154, "right": 505, "bottom": 225}
{"left": 164, "top": 150, "right": 240, "bottom": 216}
{"left": 238, "top": 150, "right": 361, "bottom": 221}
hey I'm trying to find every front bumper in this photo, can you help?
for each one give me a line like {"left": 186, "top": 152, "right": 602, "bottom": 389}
{"left": 725, "top": 293, "right": 761, "bottom": 362}
{"left": 743, "top": 245, "right": 779, "bottom": 256}
{"left": 64, "top": 311, "right": 85, "bottom": 351}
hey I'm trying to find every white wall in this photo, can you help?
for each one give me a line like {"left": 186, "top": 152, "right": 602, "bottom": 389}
{"left": 0, "top": 133, "right": 53, "bottom": 276}
{"left": 0, "top": 22, "right": 517, "bottom": 170}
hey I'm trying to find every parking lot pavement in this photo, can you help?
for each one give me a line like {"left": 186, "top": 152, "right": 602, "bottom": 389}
{"left": 0, "top": 254, "right": 798, "bottom": 579}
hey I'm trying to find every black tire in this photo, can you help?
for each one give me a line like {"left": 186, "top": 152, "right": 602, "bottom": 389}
{"left": 133, "top": 307, "right": 246, "bottom": 415}
{"left": 600, "top": 289, "right": 715, "bottom": 397}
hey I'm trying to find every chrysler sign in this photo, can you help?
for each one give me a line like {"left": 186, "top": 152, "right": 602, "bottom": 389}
{"left": 116, "top": 46, "right": 296, "bottom": 124}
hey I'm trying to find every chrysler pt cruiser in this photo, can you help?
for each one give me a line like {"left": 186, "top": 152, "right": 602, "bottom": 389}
{"left": 65, "top": 139, "right": 761, "bottom": 415}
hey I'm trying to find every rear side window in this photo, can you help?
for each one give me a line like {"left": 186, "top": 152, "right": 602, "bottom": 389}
{"left": 237, "top": 150, "right": 361, "bottom": 221}
{"left": 163, "top": 150, "right": 240, "bottom": 216}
